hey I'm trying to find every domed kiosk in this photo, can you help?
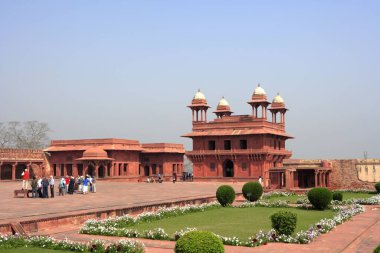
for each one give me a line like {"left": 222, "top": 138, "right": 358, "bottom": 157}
{"left": 77, "top": 147, "right": 114, "bottom": 178}
{"left": 187, "top": 89, "right": 211, "bottom": 122}
{"left": 214, "top": 97, "right": 233, "bottom": 118}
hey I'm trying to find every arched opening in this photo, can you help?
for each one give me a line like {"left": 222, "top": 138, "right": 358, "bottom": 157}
{"left": 88, "top": 164, "right": 95, "bottom": 177}
{"left": 16, "top": 164, "right": 26, "bottom": 179}
{"left": 144, "top": 165, "right": 150, "bottom": 176}
{"left": 223, "top": 160, "right": 234, "bottom": 177}
{"left": 1, "top": 164, "right": 12, "bottom": 180}
{"left": 98, "top": 165, "right": 105, "bottom": 178}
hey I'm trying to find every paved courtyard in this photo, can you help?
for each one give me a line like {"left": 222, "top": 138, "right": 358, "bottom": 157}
{"left": 0, "top": 181, "right": 243, "bottom": 222}
{"left": 1, "top": 181, "right": 379, "bottom": 252}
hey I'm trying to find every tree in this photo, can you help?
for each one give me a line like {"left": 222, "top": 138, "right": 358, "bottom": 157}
{"left": 0, "top": 121, "right": 50, "bottom": 149}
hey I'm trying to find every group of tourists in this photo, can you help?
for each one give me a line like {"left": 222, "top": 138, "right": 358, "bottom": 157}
{"left": 21, "top": 169, "right": 97, "bottom": 198}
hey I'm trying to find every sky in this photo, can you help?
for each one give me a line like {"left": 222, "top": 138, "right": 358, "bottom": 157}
{"left": 0, "top": 1, "right": 379, "bottom": 159}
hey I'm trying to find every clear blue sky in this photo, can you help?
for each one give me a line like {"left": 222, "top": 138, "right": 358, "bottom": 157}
{"left": 0, "top": 1, "right": 379, "bottom": 159}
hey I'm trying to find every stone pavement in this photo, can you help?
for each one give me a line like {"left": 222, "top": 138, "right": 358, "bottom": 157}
{"left": 0, "top": 181, "right": 243, "bottom": 223}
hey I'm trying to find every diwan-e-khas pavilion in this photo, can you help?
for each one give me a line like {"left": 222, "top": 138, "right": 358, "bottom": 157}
{"left": 182, "top": 84, "right": 333, "bottom": 190}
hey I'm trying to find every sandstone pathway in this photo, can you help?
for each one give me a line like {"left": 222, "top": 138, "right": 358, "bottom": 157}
{"left": 35, "top": 205, "right": 380, "bottom": 253}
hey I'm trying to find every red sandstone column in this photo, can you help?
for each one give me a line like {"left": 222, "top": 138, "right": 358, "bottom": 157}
{"left": 12, "top": 163, "right": 16, "bottom": 180}
{"left": 196, "top": 110, "right": 199, "bottom": 121}
{"left": 322, "top": 172, "right": 326, "bottom": 187}
{"left": 73, "top": 164, "right": 78, "bottom": 177}
{"left": 63, "top": 164, "right": 67, "bottom": 176}
{"left": 192, "top": 110, "right": 194, "bottom": 121}
{"left": 110, "top": 163, "right": 114, "bottom": 177}
{"left": 314, "top": 171, "right": 318, "bottom": 187}
{"left": 95, "top": 163, "right": 99, "bottom": 178}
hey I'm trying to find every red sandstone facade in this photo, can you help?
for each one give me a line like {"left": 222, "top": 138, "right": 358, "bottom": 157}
{"left": 0, "top": 149, "right": 45, "bottom": 180}
{"left": 183, "top": 86, "right": 295, "bottom": 188}
{"left": 43, "top": 138, "right": 184, "bottom": 181}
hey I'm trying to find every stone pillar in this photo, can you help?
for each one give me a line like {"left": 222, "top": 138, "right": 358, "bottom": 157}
{"left": 110, "top": 163, "right": 114, "bottom": 177}
{"left": 314, "top": 171, "right": 318, "bottom": 187}
{"left": 192, "top": 110, "right": 194, "bottom": 121}
{"left": 63, "top": 164, "right": 67, "bottom": 176}
{"left": 12, "top": 163, "right": 16, "bottom": 180}
{"left": 73, "top": 163, "right": 78, "bottom": 177}
{"left": 95, "top": 163, "right": 99, "bottom": 178}
{"left": 326, "top": 172, "right": 329, "bottom": 187}
{"left": 263, "top": 106, "right": 267, "bottom": 119}
{"left": 323, "top": 172, "right": 326, "bottom": 187}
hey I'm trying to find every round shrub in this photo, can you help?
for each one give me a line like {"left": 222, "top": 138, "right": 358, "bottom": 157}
{"left": 270, "top": 210, "right": 297, "bottom": 236}
{"left": 374, "top": 245, "right": 380, "bottom": 253}
{"left": 174, "top": 231, "right": 224, "bottom": 253}
{"left": 242, "top": 182, "right": 263, "bottom": 202}
{"left": 216, "top": 185, "right": 235, "bottom": 206}
{"left": 307, "top": 187, "right": 333, "bottom": 210}
{"left": 332, "top": 191, "right": 343, "bottom": 201}
{"left": 375, "top": 183, "right": 380, "bottom": 194}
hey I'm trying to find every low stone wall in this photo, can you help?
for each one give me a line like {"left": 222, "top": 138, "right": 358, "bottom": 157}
{"left": 0, "top": 195, "right": 217, "bottom": 235}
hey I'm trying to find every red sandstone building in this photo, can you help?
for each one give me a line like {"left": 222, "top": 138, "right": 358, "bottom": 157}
{"left": 43, "top": 138, "right": 184, "bottom": 180}
{"left": 182, "top": 85, "right": 333, "bottom": 189}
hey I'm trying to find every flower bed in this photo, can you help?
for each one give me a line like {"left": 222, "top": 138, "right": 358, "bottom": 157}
{"left": 0, "top": 234, "right": 145, "bottom": 253}
{"left": 80, "top": 199, "right": 365, "bottom": 247}
{"left": 297, "top": 194, "right": 380, "bottom": 207}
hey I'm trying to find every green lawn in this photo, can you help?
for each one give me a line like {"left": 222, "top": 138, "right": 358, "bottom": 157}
{"left": 127, "top": 207, "right": 334, "bottom": 239}
{"left": 341, "top": 192, "right": 374, "bottom": 200}
{"left": 0, "top": 247, "right": 74, "bottom": 253}
{"left": 264, "top": 195, "right": 303, "bottom": 203}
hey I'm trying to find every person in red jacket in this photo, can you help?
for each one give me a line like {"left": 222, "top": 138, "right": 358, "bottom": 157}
{"left": 65, "top": 175, "right": 70, "bottom": 193}
{"left": 21, "top": 168, "right": 30, "bottom": 190}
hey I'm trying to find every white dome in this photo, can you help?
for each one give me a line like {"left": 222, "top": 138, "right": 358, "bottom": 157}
{"left": 273, "top": 93, "right": 284, "bottom": 103}
{"left": 193, "top": 89, "right": 206, "bottom": 100}
{"left": 218, "top": 97, "right": 229, "bottom": 106}
{"left": 253, "top": 84, "right": 266, "bottom": 95}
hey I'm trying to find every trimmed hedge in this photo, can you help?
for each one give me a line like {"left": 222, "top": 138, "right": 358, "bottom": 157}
{"left": 242, "top": 182, "right": 263, "bottom": 202}
{"left": 216, "top": 185, "right": 235, "bottom": 206}
{"left": 332, "top": 191, "right": 343, "bottom": 201}
{"left": 307, "top": 187, "right": 332, "bottom": 210}
{"left": 270, "top": 210, "right": 297, "bottom": 236}
{"left": 174, "top": 231, "right": 224, "bottom": 253}
{"left": 375, "top": 183, "right": 380, "bottom": 194}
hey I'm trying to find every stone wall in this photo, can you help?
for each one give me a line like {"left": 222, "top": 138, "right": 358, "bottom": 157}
{"left": 328, "top": 159, "right": 376, "bottom": 189}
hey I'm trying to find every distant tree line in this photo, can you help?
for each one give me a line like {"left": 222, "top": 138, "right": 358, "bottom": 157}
{"left": 0, "top": 121, "right": 50, "bottom": 149}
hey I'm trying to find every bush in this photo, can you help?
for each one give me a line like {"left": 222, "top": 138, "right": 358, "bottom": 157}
{"left": 307, "top": 187, "right": 332, "bottom": 210}
{"left": 374, "top": 245, "right": 380, "bottom": 253}
{"left": 332, "top": 191, "right": 343, "bottom": 201}
{"left": 174, "top": 231, "right": 224, "bottom": 253}
{"left": 216, "top": 185, "right": 235, "bottom": 206}
{"left": 270, "top": 210, "right": 297, "bottom": 236}
{"left": 375, "top": 183, "right": 380, "bottom": 194}
{"left": 242, "top": 182, "right": 263, "bottom": 202}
